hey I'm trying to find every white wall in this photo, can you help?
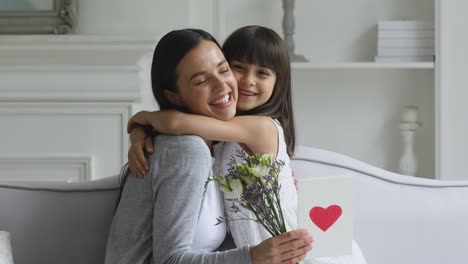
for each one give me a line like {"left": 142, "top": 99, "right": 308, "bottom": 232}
{"left": 438, "top": 0, "right": 468, "bottom": 180}
{"left": 0, "top": 1, "right": 213, "bottom": 181}
{"left": 0, "top": 37, "right": 154, "bottom": 181}
{"left": 216, "top": 0, "right": 434, "bottom": 62}
{"left": 213, "top": 0, "right": 435, "bottom": 178}
{"left": 77, "top": 0, "right": 216, "bottom": 37}
{"left": 77, "top": 0, "right": 189, "bottom": 35}
{"left": 293, "top": 69, "right": 434, "bottom": 178}
{"left": 3, "top": 0, "right": 462, "bottom": 181}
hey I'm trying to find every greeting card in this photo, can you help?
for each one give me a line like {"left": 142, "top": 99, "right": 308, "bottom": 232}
{"left": 297, "top": 175, "right": 354, "bottom": 258}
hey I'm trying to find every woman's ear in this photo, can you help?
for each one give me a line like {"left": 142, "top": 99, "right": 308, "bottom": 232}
{"left": 163, "top": 89, "right": 183, "bottom": 106}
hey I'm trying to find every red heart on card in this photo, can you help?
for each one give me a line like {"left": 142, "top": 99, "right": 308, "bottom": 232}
{"left": 309, "top": 205, "right": 342, "bottom": 232}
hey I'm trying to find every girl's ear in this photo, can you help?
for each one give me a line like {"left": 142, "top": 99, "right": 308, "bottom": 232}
{"left": 163, "top": 89, "right": 183, "bottom": 106}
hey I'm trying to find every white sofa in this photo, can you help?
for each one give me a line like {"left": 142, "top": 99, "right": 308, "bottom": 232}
{"left": 1, "top": 146, "right": 468, "bottom": 264}
{"left": 293, "top": 146, "right": 468, "bottom": 264}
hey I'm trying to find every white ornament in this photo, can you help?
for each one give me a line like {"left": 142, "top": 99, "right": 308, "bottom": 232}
{"left": 399, "top": 123, "right": 419, "bottom": 176}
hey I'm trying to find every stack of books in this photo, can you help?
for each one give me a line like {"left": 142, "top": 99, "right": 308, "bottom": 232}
{"left": 375, "top": 20, "right": 435, "bottom": 62}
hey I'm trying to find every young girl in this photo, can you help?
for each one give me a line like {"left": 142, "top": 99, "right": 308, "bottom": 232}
{"left": 128, "top": 26, "right": 366, "bottom": 263}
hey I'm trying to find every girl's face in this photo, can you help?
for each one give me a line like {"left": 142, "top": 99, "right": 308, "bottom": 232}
{"left": 230, "top": 61, "right": 276, "bottom": 111}
{"left": 173, "top": 40, "right": 238, "bottom": 121}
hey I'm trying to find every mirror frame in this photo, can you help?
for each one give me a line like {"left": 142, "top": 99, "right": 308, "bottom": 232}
{"left": 0, "top": 0, "right": 77, "bottom": 34}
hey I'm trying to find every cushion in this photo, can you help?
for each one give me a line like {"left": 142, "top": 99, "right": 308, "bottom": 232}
{"left": 0, "top": 231, "right": 14, "bottom": 264}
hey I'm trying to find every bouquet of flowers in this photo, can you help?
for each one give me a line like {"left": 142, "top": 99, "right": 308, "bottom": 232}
{"left": 206, "top": 151, "right": 287, "bottom": 236}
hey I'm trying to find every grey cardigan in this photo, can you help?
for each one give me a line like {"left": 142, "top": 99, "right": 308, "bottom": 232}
{"left": 105, "top": 135, "right": 251, "bottom": 264}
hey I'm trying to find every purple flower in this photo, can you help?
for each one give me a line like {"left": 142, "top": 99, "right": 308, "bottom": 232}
{"left": 207, "top": 150, "right": 287, "bottom": 236}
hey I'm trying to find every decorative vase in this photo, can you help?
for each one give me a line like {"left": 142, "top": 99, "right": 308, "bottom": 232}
{"left": 399, "top": 123, "right": 419, "bottom": 176}
{"left": 282, "top": 0, "right": 307, "bottom": 61}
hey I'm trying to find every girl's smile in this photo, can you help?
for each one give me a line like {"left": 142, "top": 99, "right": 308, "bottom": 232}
{"left": 238, "top": 89, "right": 258, "bottom": 98}
{"left": 230, "top": 61, "right": 276, "bottom": 111}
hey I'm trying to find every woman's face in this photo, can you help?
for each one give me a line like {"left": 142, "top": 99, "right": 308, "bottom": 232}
{"left": 173, "top": 40, "right": 238, "bottom": 121}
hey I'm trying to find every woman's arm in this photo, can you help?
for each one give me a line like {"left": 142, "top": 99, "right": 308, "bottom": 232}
{"left": 107, "top": 134, "right": 252, "bottom": 263}
{"left": 151, "top": 135, "right": 312, "bottom": 263}
{"left": 151, "top": 135, "right": 251, "bottom": 263}
{"left": 150, "top": 136, "right": 250, "bottom": 264}
{"left": 128, "top": 110, "right": 278, "bottom": 158}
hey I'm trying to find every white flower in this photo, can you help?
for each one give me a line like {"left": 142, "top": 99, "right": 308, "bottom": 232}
{"left": 251, "top": 165, "right": 270, "bottom": 178}
{"left": 218, "top": 177, "right": 231, "bottom": 193}
{"left": 208, "top": 151, "right": 287, "bottom": 236}
{"left": 219, "top": 178, "right": 243, "bottom": 199}
{"left": 229, "top": 179, "right": 243, "bottom": 198}
{"left": 238, "top": 174, "right": 255, "bottom": 187}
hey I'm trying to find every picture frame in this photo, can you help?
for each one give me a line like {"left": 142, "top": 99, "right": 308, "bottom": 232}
{"left": 0, "top": 0, "right": 77, "bottom": 34}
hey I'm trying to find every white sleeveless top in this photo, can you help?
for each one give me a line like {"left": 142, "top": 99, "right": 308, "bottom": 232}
{"left": 212, "top": 118, "right": 298, "bottom": 246}
{"left": 212, "top": 119, "right": 368, "bottom": 264}
{"left": 191, "top": 159, "right": 227, "bottom": 251}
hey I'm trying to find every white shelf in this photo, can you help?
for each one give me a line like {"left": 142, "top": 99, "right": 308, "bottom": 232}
{"left": 0, "top": 35, "right": 155, "bottom": 68}
{"left": 291, "top": 62, "right": 435, "bottom": 70}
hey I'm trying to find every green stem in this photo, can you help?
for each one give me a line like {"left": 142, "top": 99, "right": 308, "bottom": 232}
{"left": 246, "top": 203, "right": 276, "bottom": 236}
{"left": 274, "top": 189, "right": 286, "bottom": 232}
{"left": 259, "top": 180, "right": 283, "bottom": 235}
{"left": 272, "top": 178, "right": 286, "bottom": 232}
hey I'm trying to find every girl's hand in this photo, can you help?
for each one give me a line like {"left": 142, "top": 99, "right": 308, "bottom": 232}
{"left": 250, "top": 229, "right": 313, "bottom": 264}
{"left": 292, "top": 170, "right": 298, "bottom": 191}
{"left": 128, "top": 126, "right": 153, "bottom": 177}
{"left": 127, "top": 111, "right": 152, "bottom": 134}
{"left": 128, "top": 110, "right": 182, "bottom": 135}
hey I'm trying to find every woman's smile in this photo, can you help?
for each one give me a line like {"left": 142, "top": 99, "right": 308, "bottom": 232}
{"left": 176, "top": 40, "right": 238, "bottom": 121}
{"left": 210, "top": 92, "right": 234, "bottom": 108}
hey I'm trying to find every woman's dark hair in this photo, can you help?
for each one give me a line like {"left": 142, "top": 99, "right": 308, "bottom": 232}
{"left": 222, "top": 25, "right": 296, "bottom": 156}
{"left": 151, "top": 29, "right": 221, "bottom": 111}
{"left": 116, "top": 29, "right": 221, "bottom": 212}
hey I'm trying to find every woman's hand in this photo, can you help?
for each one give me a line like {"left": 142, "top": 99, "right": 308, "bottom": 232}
{"left": 250, "top": 229, "right": 313, "bottom": 264}
{"left": 128, "top": 126, "right": 153, "bottom": 177}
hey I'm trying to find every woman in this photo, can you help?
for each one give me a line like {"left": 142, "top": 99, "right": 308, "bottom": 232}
{"left": 105, "top": 29, "right": 313, "bottom": 264}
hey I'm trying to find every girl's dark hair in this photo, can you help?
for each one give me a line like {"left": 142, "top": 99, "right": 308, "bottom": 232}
{"left": 222, "top": 25, "right": 296, "bottom": 156}
{"left": 116, "top": 29, "right": 221, "bottom": 212}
